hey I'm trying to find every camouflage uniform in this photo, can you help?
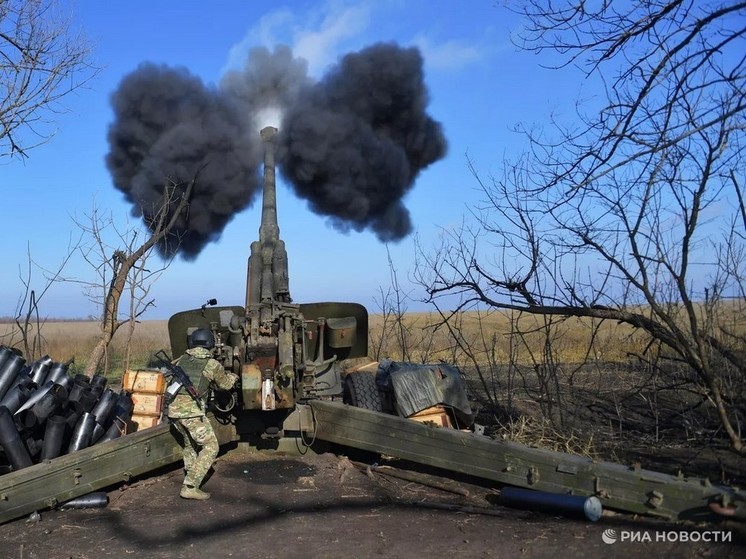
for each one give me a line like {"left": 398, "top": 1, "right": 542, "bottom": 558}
{"left": 166, "top": 347, "right": 238, "bottom": 494}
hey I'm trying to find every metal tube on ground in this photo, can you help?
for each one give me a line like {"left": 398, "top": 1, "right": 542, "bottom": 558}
{"left": 15, "top": 380, "right": 55, "bottom": 415}
{"left": 0, "top": 346, "right": 13, "bottom": 399}
{"left": 20, "top": 383, "right": 69, "bottom": 428}
{"left": 499, "top": 486, "right": 603, "bottom": 522}
{"left": 40, "top": 414, "right": 67, "bottom": 461}
{"left": 29, "top": 356, "right": 53, "bottom": 386}
{"left": 0, "top": 382, "right": 34, "bottom": 415}
{"left": 91, "top": 374, "right": 107, "bottom": 387}
{"left": 0, "top": 365, "right": 18, "bottom": 403}
{"left": 67, "top": 379, "right": 91, "bottom": 404}
{"left": 56, "top": 374, "right": 73, "bottom": 393}
{"left": 67, "top": 412, "right": 96, "bottom": 453}
{"left": 59, "top": 492, "right": 109, "bottom": 509}
{"left": 0, "top": 354, "right": 26, "bottom": 401}
{"left": 0, "top": 346, "right": 12, "bottom": 370}
{"left": 90, "top": 421, "right": 106, "bottom": 444}
{"left": 97, "top": 415, "right": 128, "bottom": 443}
{"left": 95, "top": 390, "right": 134, "bottom": 443}
{"left": 6, "top": 365, "right": 32, "bottom": 393}
{"left": 90, "top": 375, "right": 107, "bottom": 399}
{"left": 90, "top": 388, "right": 117, "bottom": 425}
{"left": 113, "top": 390, "right": 134, "bottom": 416}
{"left": 0, "top": 406, "right": 33, "bottom": 471}
{"left": 45, "top": 363, "right": 70, "bottom": 386}
{"left": 23, "top": 434, "right": 43, "bottom": 460}
{"left": 78, "top": 389, "right": 99, "bottom": 413}
{"left": 89, "top": 388, "right": 118, "bottom": 444}
{"left": 63, "top": 401, "right": 84, "bottom": 433}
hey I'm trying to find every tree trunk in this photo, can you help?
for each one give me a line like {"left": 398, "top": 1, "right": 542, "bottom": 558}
{"left": 82, "top": 176, "right": 195, "bottom": 379}
{"left": 84, "top": 336, "right": 112, "bottom": 378}
{"left": 84, "top": 265, "right": 124, "bottom": 377}
{"left": 709, "top": 377, "right": 744, "bottom": 454}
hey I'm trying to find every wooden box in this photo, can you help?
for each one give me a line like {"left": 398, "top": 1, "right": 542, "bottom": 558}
{"left": 408, "top": 405, "right": 453, "bottom": 429}
{"left": 122, "top": 370, "right": 166, "bottom": 394}
{"left": 130, "top": 414, "right": 161, "bottom": 431}
{"left": 131, "top": 392, "right": 165, "bottom": 415}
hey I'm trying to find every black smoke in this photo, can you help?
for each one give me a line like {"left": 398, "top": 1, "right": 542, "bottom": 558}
{"left": 106, "top": 43, "right": 446, "bottom": 258}
{"left": 279, "top": 43, "right": 447, "bottom": 241}
{"left": 106, "top": 63, "right": 260, "bottom": 259}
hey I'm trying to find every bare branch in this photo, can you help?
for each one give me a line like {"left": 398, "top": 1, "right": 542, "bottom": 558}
{"left": 417, "top": 1, "right": 745, "bottom": 452}
{"left": 0, "top": 0, "right": 100, "bottom": 159}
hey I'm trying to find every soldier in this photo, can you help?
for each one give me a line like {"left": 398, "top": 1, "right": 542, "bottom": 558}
{"left": 167, "top": 328, "right": 238, "bottom": 500}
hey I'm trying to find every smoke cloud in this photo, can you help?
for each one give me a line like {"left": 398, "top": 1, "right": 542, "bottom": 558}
{"left": 221, "top": 45, "right": 310, "bottom": 131}
{"left": 106, "top": 63, "right": 260, "bottom": 259}
{"left": 106, "top": 43, "right": 446, "bottom": 258}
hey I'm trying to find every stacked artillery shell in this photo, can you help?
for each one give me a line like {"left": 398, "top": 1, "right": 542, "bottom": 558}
{"left": 46, "top": 362, "right": 71, "bottom": 385}
{"left": 29, "top": 355, "right": 53, "bottom": 386}
{"left": 90, "top": 374, "right": 107, "bottom": 399}
{"left": 0, "top": 357, "right": 70, "bottom": 470}
{"left": 0, "top": 376, "right": 35, "bottom": 414}
{"left": 40, "top": 414, "right": 68, "bottom": 461}
{"left": 0, "top": 346, "right": 147, "bottom": 475}
{"left": 89, "top": 388, "right": 118, "bottom": 444}
{"left": 67, "top": 412, "right": 97, "bottom": 453}
{"left": 71, "top": 380, "right": 99, "bottom": 413}
{"left": 0, "top": 349, "right": 145, "bottom": 475}
{"left": 0, "top": 406, "right": 33, "bottom": 471}
{"left": 97, "top": 391, "right": 134, "bottom": 444}
{"left": 0, "top": 347, "right": 20, "bottom": 399}
{"left": 18, "top": 383, "right": 70, "bottom": 429}
{"left": 65, "top": 376, "right": 102, "bottom": 452}
{"left": 0, "top": 350, "right": 28, "bottom": 403}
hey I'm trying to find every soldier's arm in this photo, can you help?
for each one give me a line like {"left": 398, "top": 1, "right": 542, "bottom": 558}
{"left": 205, "top": 359, "right": 238, "bottom": 391}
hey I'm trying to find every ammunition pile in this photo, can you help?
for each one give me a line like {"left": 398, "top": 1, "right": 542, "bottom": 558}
{"left": 0, "top": 345, "right": 134, "bottom": 474}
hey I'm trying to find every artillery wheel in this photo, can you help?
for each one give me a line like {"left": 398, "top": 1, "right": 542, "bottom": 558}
{"left": 343, "top": 372, "right": 382, "bottom": 412}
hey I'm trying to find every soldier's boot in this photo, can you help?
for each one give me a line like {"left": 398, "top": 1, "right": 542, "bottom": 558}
{"left": 180, "top": 485, "right": 210, "bottom": 500}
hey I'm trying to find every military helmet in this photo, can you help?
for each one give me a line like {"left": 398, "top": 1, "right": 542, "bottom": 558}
{"left": 188, "top": 328, "right": 214, "bottom": 349}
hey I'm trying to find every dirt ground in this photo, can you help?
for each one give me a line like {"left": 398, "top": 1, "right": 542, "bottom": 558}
{"left": 1, "top": 446, "right": 744, "bottom": 559}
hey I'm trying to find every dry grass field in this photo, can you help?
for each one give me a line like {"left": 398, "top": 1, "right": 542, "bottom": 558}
{"left": 1, "top": 310, "right": 743, "bottom": 484}
{"left": 0, "top": 320, "right": 170, "bottom": 380}
{"left": 0, "top": 311, "right": 648, "bottom": 378}
{"left": 367, "top": 310, "right": 651, "bottom": 365}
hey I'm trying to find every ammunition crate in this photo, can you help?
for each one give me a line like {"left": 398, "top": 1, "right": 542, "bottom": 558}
{"left": 131, "top": 393, "right": 165, "bottom": 415}
{"left": 408, "top": 405, "right": 453, "bottom": 429}
{"left": 122, "top": 370, "right": 166, "bottom": 394}
{"left": 130, "top": 414, "right": 162, "bottom": 431}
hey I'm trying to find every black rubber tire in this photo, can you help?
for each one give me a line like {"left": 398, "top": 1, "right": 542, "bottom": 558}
{"left": 343, "top": 372, "right": 382, "bottom": 412}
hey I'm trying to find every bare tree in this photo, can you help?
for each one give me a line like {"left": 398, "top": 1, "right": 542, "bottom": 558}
{"left": 370, "top": 284, "right": 394, "bottom": 362}
{"left": 0, "top": 0, "right": 98, "bottom": 158}
{"left": 416, "top": 1, "right": 745, "bottom": 452}
{"left": 72, "top": 177, "right": 195, "bottom": 377}
{"left": 6, "top": 238, "right": 79, "bottom": 359}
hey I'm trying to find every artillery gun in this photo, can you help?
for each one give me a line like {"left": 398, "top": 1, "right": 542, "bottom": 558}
{"left": 166, "top": 126, "right": 369, "bottom": 438}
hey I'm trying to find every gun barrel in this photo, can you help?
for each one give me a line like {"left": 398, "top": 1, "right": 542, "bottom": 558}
{"left": 259, "top": 126, "right": 279, "bottom": 243}
{"left": 246, "top": 126, "right": 290, "bottom": 309}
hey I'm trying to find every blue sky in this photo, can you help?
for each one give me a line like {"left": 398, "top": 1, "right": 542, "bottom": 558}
{"left": 1, "top": 0, "right": 584, "bottom": 319}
